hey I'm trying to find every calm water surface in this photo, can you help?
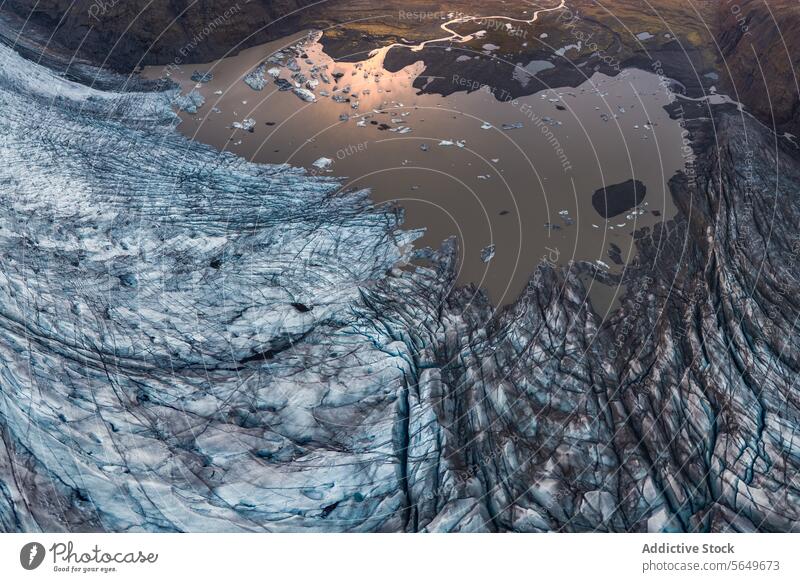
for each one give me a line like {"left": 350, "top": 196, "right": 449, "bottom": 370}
{"left": 144, "top": 26, "right": 686, "bottom": 310}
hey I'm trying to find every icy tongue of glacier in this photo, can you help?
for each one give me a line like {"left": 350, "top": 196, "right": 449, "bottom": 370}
{"left": 0, "top": 41, "right": 419, "bottom": 532}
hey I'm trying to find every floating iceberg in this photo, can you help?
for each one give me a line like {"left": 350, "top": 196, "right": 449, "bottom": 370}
{"left": 244, "top": 63, "right": 269, "bottom": 91}
{"left": 232, "top": 118, "right": 257, "bottom": 132}
{"left": 293, "top": 87, "right": 317, "bottom": 102}
{"left": 173, "top": 89, "right": 205, "bottom": 113}
{"left": 312, "top": 157, "right": 333, "bottom": 169}
{"left": 191, "top": 70, "right": 213, "bottom": 83}
{"left": 480, "top": 244, "right": 496, "bottom": 263}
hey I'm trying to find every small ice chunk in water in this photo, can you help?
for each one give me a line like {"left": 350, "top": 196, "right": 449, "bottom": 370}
{"left": 244, "top": 63, "right": 269, "bottom": 91}
{"left": 232, "top": 118, "right": 256, "bottom": 132}
{"left": 293, "top": 87, "right": 317, "bottom": 102}
{"left": 174, "top": 89, "right": 205, "bottom": 113}
{"left": 312, "top": 157, "right": 333, "bottom": 169}
{"left": 191, "top": 70, "right": 213, "bottom": 83}
{"left": 481, "top": 244, "right": 496, "bottom": 263}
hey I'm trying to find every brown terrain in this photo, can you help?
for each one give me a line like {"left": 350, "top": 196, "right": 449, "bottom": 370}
{"left": 716, "top": 0, "right": 800, "bottom": 133}
{"left": 3, "top": 0, "right": 798, "bottom": 129}
{"left": 3, "top": 0, "right": 322, "bottom": 70}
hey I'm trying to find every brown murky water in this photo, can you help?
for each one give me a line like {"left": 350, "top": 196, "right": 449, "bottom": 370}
{"left": 144, "top": 28, "right": 686, "bottom": 310}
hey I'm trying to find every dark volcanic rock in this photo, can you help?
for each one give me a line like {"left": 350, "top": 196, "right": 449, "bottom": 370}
{"left": 382, "top": 45, "right": 585, "bottom": 100}
{"left": 3, "top": 0, "right": 323, "bottom": 72}
{"left": 591, "top": 179, "right": 646, "bottom": 218}
{"left": 608, "top": 243, "right": 624, "bottom": 265}
{"left": 717, "top": 0, "right": 800, "bottom": 134}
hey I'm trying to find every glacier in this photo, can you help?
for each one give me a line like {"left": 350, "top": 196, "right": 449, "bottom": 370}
{"left": 0, "top": 37, "right": 799, "bottom": 533}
